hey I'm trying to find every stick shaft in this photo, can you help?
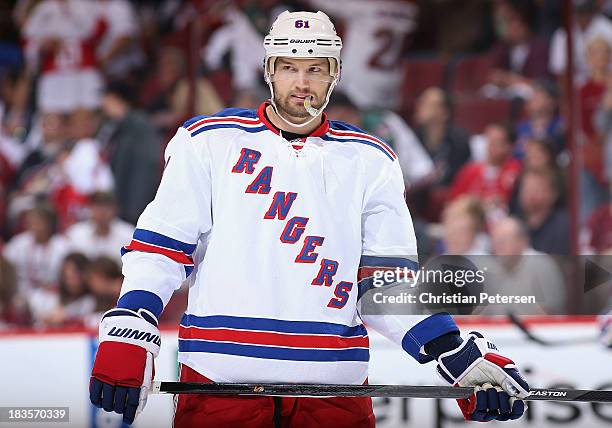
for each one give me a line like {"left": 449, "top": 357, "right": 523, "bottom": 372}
{"left": 152, "top": 382, "right": 612, "bottom": 403}
{"left": 507, "top": 313, "right": 596, "bottom": 346}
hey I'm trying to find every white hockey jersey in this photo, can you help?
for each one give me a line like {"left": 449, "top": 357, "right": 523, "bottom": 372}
{"left": 118, "top": 103, "right": 458, "bottom": 384}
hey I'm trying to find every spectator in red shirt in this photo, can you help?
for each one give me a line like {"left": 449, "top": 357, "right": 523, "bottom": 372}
{"left": 51, "top": 108, "right": 114, "bottom": 230}
{"left": 449, "top": 123, "right": 521, "bottom": 212}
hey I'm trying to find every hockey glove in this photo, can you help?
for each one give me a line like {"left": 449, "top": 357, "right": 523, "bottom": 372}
{"left": 89, "top": 308, "right": 160, "bottom": 425}
{"left": 436, "top": 331, "right": 530, "bottom": 422}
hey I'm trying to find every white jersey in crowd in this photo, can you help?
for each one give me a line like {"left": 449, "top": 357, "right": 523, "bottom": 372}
{"left": 22, "top": 0, "right": 106, "bottom": 112}
{"left": 3, "top": 231, "right": 69, "bottom": 322}
{"left": 309, "top": 0, "right": 418, "bottom": 109}
{"left": 549, "top": 14, "right": 612, "bottom": 84}
{"left": 66, "top": 218, "right": 134, "bottom": 262}
{"left": 204, "top": 7, "right": 265, "bottom": 91}
{"left": 3, "top": 231, "right": 69, "bottom": 293}
{"left": 118, "top": 103, "right": 458, "bottom": 384}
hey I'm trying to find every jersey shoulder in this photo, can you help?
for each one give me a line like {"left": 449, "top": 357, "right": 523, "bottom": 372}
{"left": 327, "top": 120, "right": 397, "bottom": 162}
{"left": 182, "top": 108, "right": 264, "bottom": 138}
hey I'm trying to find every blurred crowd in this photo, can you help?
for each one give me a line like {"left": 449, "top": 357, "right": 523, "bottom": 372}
{"left": 0, "top": 0, "right": 611, "bottom": 329}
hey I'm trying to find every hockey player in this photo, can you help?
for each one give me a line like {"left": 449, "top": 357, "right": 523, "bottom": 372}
{"left": 89, "top": 11, "right": 530, "bottom": 427}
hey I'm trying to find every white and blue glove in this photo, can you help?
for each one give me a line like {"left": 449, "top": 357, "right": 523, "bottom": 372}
{"left": 89, "top": 308, "right": 160, "bottom": 425}
{"left": 433, "top": 331, "right": 530, "bottom": 422}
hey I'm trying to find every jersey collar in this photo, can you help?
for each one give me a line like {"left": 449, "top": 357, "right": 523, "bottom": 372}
{"left": 257, "top": 101, "right": 330, "bottom": 137}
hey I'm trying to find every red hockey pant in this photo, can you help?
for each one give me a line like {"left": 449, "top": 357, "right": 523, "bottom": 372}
{"left": 173, "top": 364, "right": 375, "bottom": 428}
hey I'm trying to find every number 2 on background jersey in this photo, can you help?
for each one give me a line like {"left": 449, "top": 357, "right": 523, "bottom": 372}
{"left": 295, "top": 20, "right": 310, "bottom": 28}
{"left": 368, "top": 29, "right": 406, "bottom": 70}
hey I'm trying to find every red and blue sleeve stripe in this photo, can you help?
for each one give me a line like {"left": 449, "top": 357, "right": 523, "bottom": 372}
{"left": 178, "top": 314, "right": 370, "bottom": 362}
{"left": 357, "top": 255, "right": 419, "bottom": 300}
{"left": 122, "top": 228, "right": 197, "bottom": 276}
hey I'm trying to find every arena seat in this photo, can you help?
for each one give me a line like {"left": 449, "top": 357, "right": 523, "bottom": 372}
{"left": 450, "top": 53, "right": 495, "bottom": 95}
{"left": 452, "top": 97, "right": 512, "bottom": 134}
{"left": 401, "top": 57, "right": 447, "bottom": 121}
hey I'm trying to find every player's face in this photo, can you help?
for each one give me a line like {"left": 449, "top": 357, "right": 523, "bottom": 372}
{"left": 271, "top": 57, "right": 332, "bottom": 122}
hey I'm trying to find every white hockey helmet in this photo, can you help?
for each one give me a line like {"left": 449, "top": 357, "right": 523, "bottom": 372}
{"left": 263, "top": 11, "right": 342, "bottom": 128}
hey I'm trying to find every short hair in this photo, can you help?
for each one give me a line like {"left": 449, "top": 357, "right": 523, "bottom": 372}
{"left": 28, "top": 202, "right": 58, "bottom": 234}
{"left": 486, "top": 122, "right": 516, "bottom": 144}
{"left": 522, "top": 167, "right": 563, "bottom": 195}
{"left": 104, "top": 80, "right": 134, "bottom": 104}
{"left": 63, "top": 252, "right": 91, "bottom": 271}
{"left": 419, "top": 87, "right": 452, "bottom": 112}
{"left": 506, "top": 0, "right": 538, "bottom": 31}
{"left": 443, "top": 196, "right": 486, "bottom": 231}
{"left": 89, "top": 191, "right": 117, "bottom": 206}
{"left": 533, "top": 79, "right": 559, "bottom": 100}
{"left": 59, "top": 252, "right": 91, "bottom": 301}
{"left": 160, "top": 46, "right": 186, "bottom": 75}
{"left": 526, "top": 138, "right": 556, "bottom": 163}
{"left": 88, "top": 257, "right": 122, "bottom": 280}
{"left": 586, "top": 35, "right": 612, "bottom": 53}
{"left": 328, "top": 91, "right": 358, "bottom": 110}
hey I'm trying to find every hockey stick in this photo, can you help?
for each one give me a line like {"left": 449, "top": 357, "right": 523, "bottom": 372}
{"left": 507, "top": 313, "right": 597, "bottom": 346}
{"left": 151, "top": 382, "right": 612, "bottom": 403}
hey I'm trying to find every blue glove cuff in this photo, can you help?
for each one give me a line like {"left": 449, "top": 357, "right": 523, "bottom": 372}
{"left": 401, "top": 313, "right": 460, "bottom": 363}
